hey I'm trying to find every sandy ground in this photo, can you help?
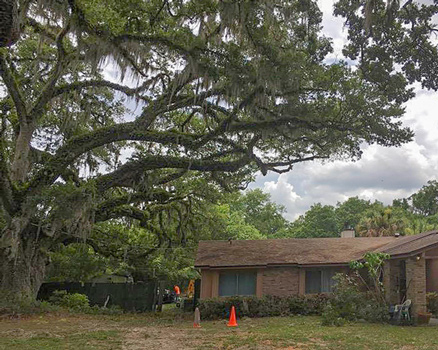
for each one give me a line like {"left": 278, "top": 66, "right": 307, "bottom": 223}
{"left": 122, "top": 327, "right": 197, "bottom": 350}
{"left": 120, "top": 323, "right": 301, "bottom": 350}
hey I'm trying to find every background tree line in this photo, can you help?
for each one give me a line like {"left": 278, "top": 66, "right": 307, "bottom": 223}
{"left": 47, "top": 180, "right": 438, "bottom": 283}
{"left": 284, "top": 180, "right": 438, "bottom": 238}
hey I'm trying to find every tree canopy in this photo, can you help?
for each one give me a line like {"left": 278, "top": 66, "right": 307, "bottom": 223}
{"left": 1, "top": 0, "right": 437, "bottom": 299}
{"left": 282, "top": 197, "right": 382, "bottom": 238}
{"left": 283, "top": 182, "right": 438, "bottom": 239}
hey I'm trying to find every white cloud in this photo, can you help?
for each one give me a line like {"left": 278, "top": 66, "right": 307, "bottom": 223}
{"left": 262, "top": 175, "right": 303, "bottom": 221}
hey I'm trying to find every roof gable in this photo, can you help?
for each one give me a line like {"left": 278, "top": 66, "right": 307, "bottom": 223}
{"left": 378, "top": 230, "right": 438, "bottom": 257}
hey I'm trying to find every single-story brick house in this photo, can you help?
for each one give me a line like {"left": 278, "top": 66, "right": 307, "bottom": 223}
{"left": 195, "top": 230, "right": 438, "bottom": 317}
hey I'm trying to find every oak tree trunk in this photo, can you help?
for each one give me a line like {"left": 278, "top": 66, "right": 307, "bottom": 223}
{"left": 11, "top": 123, "right": 34, "bottom": 182}
{"left": 0, "top": 230, "right": 47, "bottom": 300}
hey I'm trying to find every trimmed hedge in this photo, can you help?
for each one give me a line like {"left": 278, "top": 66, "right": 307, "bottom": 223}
{"left": 198, "top": 294, "right": 331, "bottom": 320}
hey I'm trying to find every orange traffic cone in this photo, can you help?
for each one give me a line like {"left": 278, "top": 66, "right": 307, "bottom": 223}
{"left": 193, "top": 307, "right": 201, "bottom": 328}
{"left": 227, "top": 306, "right": 238, "bottom": 327}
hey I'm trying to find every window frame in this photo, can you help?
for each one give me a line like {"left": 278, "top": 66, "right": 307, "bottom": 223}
{"left": 218, "top": 270, "right": 257, "bottom": 297}
{"left": 305, "top": 267, "right": 341, "bottom": 294}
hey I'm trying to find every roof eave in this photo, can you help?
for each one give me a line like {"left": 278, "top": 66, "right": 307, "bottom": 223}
{"left": 384, "top": 240, "right": 438, "bottom": 259}
{"left": 195, "top": 262, "right": 351, "bottom": 269}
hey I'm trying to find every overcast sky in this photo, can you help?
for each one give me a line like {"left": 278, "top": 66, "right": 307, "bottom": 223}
{"left": 249, "top": 0, "right": 438, "bottom": 221}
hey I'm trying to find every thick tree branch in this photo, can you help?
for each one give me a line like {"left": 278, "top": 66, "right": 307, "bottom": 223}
{"left": 154, "top": 170, "right": 187, "bottom": 186}
{"left": 0, "top": 162, "right": 14, "bottom": 215}
{"left": 0, "top": 108, "right": 14, "bottom": 214}
{"left": 94, "top": 205, "right": 151, "bottom": 223}
{"left": 96, "top": 190, "right": 179, "bottom": 213}
{"left": 0, "top": 52, "right": 27, "bottom": 119}
{"left": 95, "top": 155, "right": 251, "bottom": 192}
{"left": 25, "top": 122, "right": 202, "bottom": 193}
{"left": 264, "top": 155, "right": 329, "bottom": 174}
{"left": 29, "top": 19, "right": 70, "bottom": 118}
{"left": 26, "top": 108, "right": 325, "bottom": 194}
{"left": 26, "top": 85, "right": 226, "bottom": 192}
{"left": 52, "top": 76, "right": 167, "bottom": 101}
{"left": 228, "top": 115, "right": 321, "bottom": 133}
{"left": 95, "top": 194, "right": 191, "bottom": 227}
{"left": 59, "top": 234, "right": 158, "bottom": 259}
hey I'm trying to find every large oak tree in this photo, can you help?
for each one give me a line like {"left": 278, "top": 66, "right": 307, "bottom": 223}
{"left": 0, "top": 0, "right": 436, "bottom": 299}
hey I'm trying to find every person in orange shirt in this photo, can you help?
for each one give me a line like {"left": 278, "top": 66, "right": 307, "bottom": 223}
{"left": 173, "top": 285, "right": 181, "bottom": 307}
{"left": 174, "top": 285, "right": 181, "bottom": 295}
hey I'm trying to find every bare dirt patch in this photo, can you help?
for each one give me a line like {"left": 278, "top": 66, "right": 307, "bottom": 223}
{"left": 122, "top": 327, "right": 194, "bottom": 350}
{"left": 121, "top": 324, "right": 291, "bottom": 350}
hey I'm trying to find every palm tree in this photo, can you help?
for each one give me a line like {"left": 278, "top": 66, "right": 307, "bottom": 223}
{"left": 404, "top": 217, "right": 438, "bottom": 236}
{"left": 356, "top": 208, "right": 406, "bottom": 237}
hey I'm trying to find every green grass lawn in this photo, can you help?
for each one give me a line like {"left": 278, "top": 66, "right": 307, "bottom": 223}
{"left": 1, "top": 311, "right": 438, "bottom": 350}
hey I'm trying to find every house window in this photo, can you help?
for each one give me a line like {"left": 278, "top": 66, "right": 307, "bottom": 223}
{"left": 219, "top": 271, "right": 257, "bottom": 296}
{"left": 305, "top": 268, "right": 339, "bottom": 294}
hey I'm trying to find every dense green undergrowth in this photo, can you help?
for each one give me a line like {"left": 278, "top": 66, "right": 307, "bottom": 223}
{"left": 0, "top": 290, "right": 123, "bottom": 317}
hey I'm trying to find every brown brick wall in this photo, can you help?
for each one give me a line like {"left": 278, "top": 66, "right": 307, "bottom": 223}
{"left": 383, "top": 259, "right": 402, "bottom": 304}
{"left": 406, "top": 255, "right": 427, "bottom": 317}
{"left": 262, "top": 267, "right": 300, "bottom": 296}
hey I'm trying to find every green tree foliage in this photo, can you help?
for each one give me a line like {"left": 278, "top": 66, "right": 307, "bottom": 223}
{"left": 355, "top": 201, "right": 438, "bottom": 237}
{"left": 282, "top": 198, "right": 379, "bottom": 238}
{"left": 393, "top": 181, "right": 438, "bottom": 217}
{"left": 1, "top": 0, "right": 435, "bottom": 299}
{"left": 146, "top": 247, "right": 199, "bottom": 283}
{"left": 47, "top": 243, "right": 108, "bottom": 283}
{"left": 335, "top": 0, "right": 438, "bottom": 92}
{"left": 210, "top": 204, "right": 264, "bottom": 240}
{"left": 392, "top": 198, "right": 411, "bottom": 212}
{"left": 90, "top": 208, "right": 209, "bottom": 282}
{"left": 350, "top": 252, "right": 390, "bottom": 304}
{"left": 288, "top": 203, "right": 339, "bottom": 238}
{"left": 409, "top": 180, "right": 438, "bottom": 216}
{"left": 322, "top": 252, "right": 390, "bottom": 326}
{"left": 286, "top": 184, "right": 438, "bottom": 239}
{"left": 229, "top": 189, "right": 287, "bottom": 237}
{"left": 392, "top": 181, "right": 438, "bottom": 234}
{"left": 336, "top": 197, "right": 379, "bottom": 229}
